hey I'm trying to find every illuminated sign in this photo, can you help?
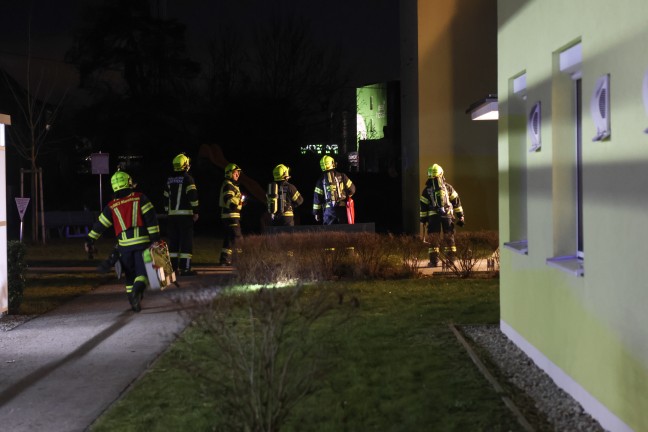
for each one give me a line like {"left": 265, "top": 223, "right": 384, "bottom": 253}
{"left": 300, "top": 144, "right": 339, "bottom": 155}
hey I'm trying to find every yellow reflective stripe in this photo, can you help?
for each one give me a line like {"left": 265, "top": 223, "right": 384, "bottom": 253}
{"left": 148, "top": 225, "right": 160, "bottom": 234}
{"left": 449, "top": 191, "right": 458, "bottom": 200}
{"left": 141, "top": 202, "right": 154, "bottom": 213}
{"left": 168, "top": 209, "right": 193, "bottom": 215}
{"left": 221, "top": 213, "right": 240, "bottom": 218}
{"left": 179, "top": 252, "right": 192, "bottom": 259}
{"left": 420, "top": 196, "right": 430, "bottom": 205}
{"left": 113, "top": 208, "right": 127, "bottom": 231}
{"left": 284, "top": 211, "right": 294, "bottom": 216}
{"left": 186, "top": 184, "right": 197, "bottom": 192}
{"left": 132, "top": 201, "right": 140, "bottom": 227}
{"left": 99, "top": 213, "right": 112, "bottom": 228}
{"left": 135, "top": 275, "right": 148, "bottom": 285}
{"left": 118, "top": 236, "right": 150, "bottom": 246}
{"left": 190, "top": 200, "right": 199, "bottom": 206}
{"left": 454, "top": 206, "right": 463, "bottom": 214}
{"left": 314, "top": 186, "right": 324, "bottom": 195}
{"left": 313, "top": 204, "right": 322, "bottom": 210}
{"left": 163, "top": 191, "right": 169, "bottom": 198}
{"left": 292, "top": 191, "right": 300, "bottom": 201}
{"left": 169, "top": 252, "right": 179, "bottom": 258}
{"left": 419, "top": 212, "right": 427, "bottom": 218}
{"left": 126, "top": 284, "right": 133, "bottom": 293}
{"left": 88, "top": 230, "right": 101, "bottom": 240}
{"left": 345, "top": 179, "right": 352, "bottom": 188}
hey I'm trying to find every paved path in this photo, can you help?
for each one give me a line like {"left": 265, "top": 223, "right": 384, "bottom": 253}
{"left": 0, "top": 271, "right": 231, "bottom": 432}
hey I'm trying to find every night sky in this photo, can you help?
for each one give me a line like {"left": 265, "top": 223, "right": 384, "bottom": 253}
{"left": 0, "top": 0, "right": 401, "bottom": 87}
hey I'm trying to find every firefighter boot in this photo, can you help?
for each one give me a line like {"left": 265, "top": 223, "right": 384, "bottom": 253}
{"left": 128, "top": 292, "right": 141, "bottom": 313}
{"left": 129, "top": 282, "right": 145, "bottom": 313}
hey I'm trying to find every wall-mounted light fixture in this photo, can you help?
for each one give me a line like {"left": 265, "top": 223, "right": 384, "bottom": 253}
{"left": 465, "top": 94, "right": 498, "bottom": 121}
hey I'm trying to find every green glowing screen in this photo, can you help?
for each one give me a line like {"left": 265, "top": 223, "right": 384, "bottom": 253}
{"left": 356, "top": 83, "right": 388, "bottom": 149}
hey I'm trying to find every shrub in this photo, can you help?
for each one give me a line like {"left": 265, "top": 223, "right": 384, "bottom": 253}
{"left": 235, "top": 232, "right": 439, "bottom": 285}
{"left": 188, "top": 284, "right": 353, "bottom": 432}
{"left": 233, "top": 230, "right": 499, "bottom": 285}
{"left": 8, "top": 240, "right": 27, "bottom": 314}
{"left": 439, "top": 230, "right": 500, "bottom": 278}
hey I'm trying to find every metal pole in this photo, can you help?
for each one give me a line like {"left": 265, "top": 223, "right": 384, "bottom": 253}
{"left": 39, "top": 168, "right": 46, "bottom": 244}
{"left": 99, "top": 173, "right": 102, "bottom": 210}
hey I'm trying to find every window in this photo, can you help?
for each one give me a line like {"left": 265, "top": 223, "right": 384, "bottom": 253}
{"left": 546, "top": 42, "right": 584, "bottom": 276}
{"left": 504, "top": 73, "right": 529, "bottom": 255}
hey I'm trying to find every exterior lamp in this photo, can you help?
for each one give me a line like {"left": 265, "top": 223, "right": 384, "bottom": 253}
{"left": 466, "top": 94, "right": 498, "bottom": 121}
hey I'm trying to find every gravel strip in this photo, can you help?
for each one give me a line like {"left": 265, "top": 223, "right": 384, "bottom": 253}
{"left": 0, "top": 313, "right": 36, "bottom": 332}
{"left": 462, "top": 325, "right": 605, "bottom": 432}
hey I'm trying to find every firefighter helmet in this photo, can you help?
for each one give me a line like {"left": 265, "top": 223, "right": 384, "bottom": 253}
{"left": 428, "top": 164, "right": 444, "bottom": 179}
{"left": 224, "top": 163, "right": 242, "bottom": 179}
{"left": 111, "top": 171, "right": 133, "bottom": 192}
{"left": 273, "top": 164, "right": 290, "bottom": 181}
{"left": 320, "top": 155, "right": 335, "bottom": 171}
{"left": 173, "top": 153, "right": 190, "bottom": 171}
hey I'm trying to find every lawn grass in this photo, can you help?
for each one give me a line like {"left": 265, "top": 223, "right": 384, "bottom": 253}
{"left": 20, "top": 273, "right": 114, "bottom": 315}
{"left": 23, "top": 236, "right": 222, "bottom": 265}
{"left": 90, "top": 278, "right": 525, "bottom": 432}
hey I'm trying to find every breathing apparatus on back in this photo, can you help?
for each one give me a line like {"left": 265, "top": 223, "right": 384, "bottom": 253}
{"left": 267, "top": 164, "right": 290, "bottom": 216}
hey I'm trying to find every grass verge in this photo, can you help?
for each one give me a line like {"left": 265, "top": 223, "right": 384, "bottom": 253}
{"left": 90, "top": 278, "right": 526, "bottom": 432}
{"left": 20, "top": 273, "right": 115, "bottom": 315}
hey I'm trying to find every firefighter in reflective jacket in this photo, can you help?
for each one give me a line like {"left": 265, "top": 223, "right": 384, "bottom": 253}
{"left": 85, "top": 171, "right": 161, "bottom": 312}
{"left": 313, "top": 155, "right": 356, "bottom": 224}
{"left": 164, "top": 153, "right": 199, "bottom": 276}
{"left": 267, "top": 164, "right": 304, "bottom": 226}
{"left": 419, "top": 164, "right": 465, "bottom": 267}
{"left": 219, "top": 163, "right": 243, "bottom": 266}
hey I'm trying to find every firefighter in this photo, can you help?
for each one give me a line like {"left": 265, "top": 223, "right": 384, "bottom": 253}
{"left": 267, "top": 164, "right": 304, "bottom": 226}
{"left": 164, "top": 153, "right": 200, "bottom": 276}
{"left": 312, "top": 155, "right": 356, "bottom": 224}
{"left": 419, "top": 163, "right": 465, "bottom": 267}
{"left": 219, "top": 163, "right": 244, "bottom": 266}
{"left": 85, "top": 170, "right": 161, "bottom": 312}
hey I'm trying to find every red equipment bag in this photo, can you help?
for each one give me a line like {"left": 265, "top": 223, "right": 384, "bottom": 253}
{"left": 346, "top": 197, "right": 355, "bottom": 224}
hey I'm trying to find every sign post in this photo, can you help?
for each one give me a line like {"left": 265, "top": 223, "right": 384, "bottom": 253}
{"left": 15, "top": 197, "right": 30, "bottom": 242}
{"left": 91, "top": 152, "right": 110, "bottom": 210}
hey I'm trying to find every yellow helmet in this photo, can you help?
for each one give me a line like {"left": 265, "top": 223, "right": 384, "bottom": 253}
{"left": 173, "top": 153, "right": 190, "bottom": 171}
{"left": 273, "top": 164, "right": 290, "bottom": 181}
{"left": 111, "top": 171, "right": 133, "bottom": 192}
{"left": 224, "top": 163, "right": 242, "bottom": 179}
{"left": 427, "top": 163, "right": 444, "bottom": 179}
{"left": 320, "top": 155, "right": 335, "bottom": 171}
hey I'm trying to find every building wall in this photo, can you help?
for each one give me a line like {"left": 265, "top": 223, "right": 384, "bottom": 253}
{"left": 400, "top": 0, "right": 498, "bottom": 234}
{"left": 0, "top": 120, "right": 8, "bottom": 313}
{"left": 499, "top": 1, "right": 648, "bottom": 430}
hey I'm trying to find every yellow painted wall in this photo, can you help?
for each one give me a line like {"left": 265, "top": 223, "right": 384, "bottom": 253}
{"left": 401, "top": 0, "right": 498, "bottom": 234}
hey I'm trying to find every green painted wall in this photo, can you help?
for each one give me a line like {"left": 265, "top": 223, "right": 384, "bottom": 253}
{"left": 499, "top": 0, "right": 648, "bottom": 429}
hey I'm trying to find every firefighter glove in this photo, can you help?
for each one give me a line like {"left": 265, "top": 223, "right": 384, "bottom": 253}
{"left": 456, "top": 217, "right": 465, "bottom": 227}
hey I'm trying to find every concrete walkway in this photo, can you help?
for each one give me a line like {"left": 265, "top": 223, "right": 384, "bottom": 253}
{"left": 0, "top": 270, "right": 231, "bottom": 432}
